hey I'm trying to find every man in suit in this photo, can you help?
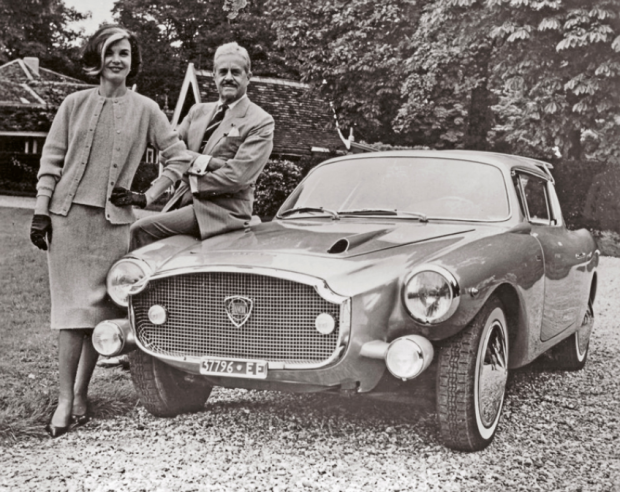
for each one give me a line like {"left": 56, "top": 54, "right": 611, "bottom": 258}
{"left": 111, "top": 42, "right": 274, "bottom": 249}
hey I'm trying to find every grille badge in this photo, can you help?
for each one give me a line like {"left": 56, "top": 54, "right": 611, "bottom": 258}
{"left": 224, "top": 296, "right": 254, "bottom": 327}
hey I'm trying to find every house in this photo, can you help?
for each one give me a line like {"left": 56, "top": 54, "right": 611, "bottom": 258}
{"left": 0, "top": 58, "right": 91, "bottom": 161}
{"left": 171, "top": 63, "right": 355, "bottom": 159}
{"left": 0, "top": 57, "right": 161, "bottom": 193}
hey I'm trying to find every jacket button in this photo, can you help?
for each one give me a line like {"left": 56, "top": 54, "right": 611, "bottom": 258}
{"left": 113, "top": 164, "right": 117, "bottom": 168}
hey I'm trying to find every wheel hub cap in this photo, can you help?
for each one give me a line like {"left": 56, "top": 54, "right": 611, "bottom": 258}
{"left": 478, "top": 321, "right": 508, "bottom": 428}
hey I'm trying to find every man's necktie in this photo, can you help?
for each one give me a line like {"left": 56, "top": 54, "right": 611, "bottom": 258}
{"left": 201, "top": 104, "right": 229, "bottom": 152}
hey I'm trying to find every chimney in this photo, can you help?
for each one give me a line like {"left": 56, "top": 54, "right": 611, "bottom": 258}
{"left": 23, "top": 57, "right": 40, "bottom": 78}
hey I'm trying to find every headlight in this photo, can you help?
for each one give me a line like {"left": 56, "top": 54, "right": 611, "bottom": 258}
{"left": 403, "top": 266, "right": 460, "bottom": 324}
{"left": 106, "top": 258, "right": 151, "bottom": 307}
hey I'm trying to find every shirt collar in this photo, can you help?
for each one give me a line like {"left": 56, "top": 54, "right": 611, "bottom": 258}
{"left": 218, "top": 93, "right": 247, "bottom": 110}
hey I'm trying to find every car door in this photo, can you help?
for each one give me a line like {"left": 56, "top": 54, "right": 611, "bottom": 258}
{"left": 515, "top": 172, "right": 585, "bottom": 341}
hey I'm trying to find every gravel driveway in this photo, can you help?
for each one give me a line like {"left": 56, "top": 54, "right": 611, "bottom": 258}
{"left": 2, "top": 258, "right": 619, "bottom": 492}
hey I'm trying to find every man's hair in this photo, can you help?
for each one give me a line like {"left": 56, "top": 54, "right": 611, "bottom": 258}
{"left": 213, "top": 42, "right": 251, "bottom": 74}
{"left": 81, "top": 24, "right": 142, "bottom": 82}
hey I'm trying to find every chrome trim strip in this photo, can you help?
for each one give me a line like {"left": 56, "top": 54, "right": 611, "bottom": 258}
{"left": 403, "top": 264, "right": 461, "bottom": 325}
{"left": 148, "top": 265, "right": 349, "bottom": 303}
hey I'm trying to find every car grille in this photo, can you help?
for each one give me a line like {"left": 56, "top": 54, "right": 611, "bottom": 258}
{"left": 131, "top": 272, "right": 344, "bottom": 365}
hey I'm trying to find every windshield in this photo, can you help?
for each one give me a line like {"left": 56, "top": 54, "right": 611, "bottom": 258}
{"left": 279, "top": 157, "right": 510, "bottom": 222}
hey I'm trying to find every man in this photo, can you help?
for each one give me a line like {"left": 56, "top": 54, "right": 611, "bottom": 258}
{"left": 111, "top": 42, "right": 274, "bottom": 249}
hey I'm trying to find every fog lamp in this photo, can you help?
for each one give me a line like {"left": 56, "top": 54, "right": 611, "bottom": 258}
{"left": 148, "top": 305, "right": 167, "bottom": 325}
{"left": 92, "top": 320, "right": 125, "bottom": 357}
{"left": 385, "top": 335, "right": 434, "bottom": 381}
{"left": 315, "top": 313, "right": 335, "bottom": 335}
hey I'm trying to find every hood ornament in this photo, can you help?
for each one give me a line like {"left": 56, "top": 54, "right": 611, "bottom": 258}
{"left": 224, "top": 296, "right": 254, "bottom": 327}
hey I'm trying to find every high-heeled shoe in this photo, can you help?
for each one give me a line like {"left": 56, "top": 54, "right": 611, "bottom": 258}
{"left": 45, "top": 421, "right": 70, "bottom": 438}
{"left": 71, "top": 409, "right": 90, "bottom": 427}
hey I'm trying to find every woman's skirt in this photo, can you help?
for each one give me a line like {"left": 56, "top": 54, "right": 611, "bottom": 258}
{"left": 48, "top": 204, "right": 129, "bottom": 329}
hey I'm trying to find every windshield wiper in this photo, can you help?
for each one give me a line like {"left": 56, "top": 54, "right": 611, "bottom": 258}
{"left": 277, "top": 207, "right": 340, "bottom": 220}
{"left": 339, "top": 209, "right": 428, "bottom": 222}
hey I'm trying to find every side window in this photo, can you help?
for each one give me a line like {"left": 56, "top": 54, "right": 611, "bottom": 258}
{"left": 519, "top": 174, "right": 551, "bottom": 225}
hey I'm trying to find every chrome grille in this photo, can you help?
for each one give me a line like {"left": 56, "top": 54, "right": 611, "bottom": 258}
{"left": 132, "top": 272, "right": 342, "bottom": 364}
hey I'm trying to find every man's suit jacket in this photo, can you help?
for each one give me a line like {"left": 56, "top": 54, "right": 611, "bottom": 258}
{"left": 164, "top": 97, "right": 274, "bottom": 239}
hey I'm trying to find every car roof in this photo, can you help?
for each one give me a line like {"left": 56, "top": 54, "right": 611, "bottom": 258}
{"left": 322, "top": 149, "right": 553, "bottom": 181}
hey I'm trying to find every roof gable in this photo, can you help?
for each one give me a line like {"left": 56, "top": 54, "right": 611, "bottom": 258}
{"left": 172, "top": 64, "right": 344, "bottom": 157}
{"left": 0, "top": 59, "right": 85, "bottom": 84}
{"left": 0, "top": 58, "right": 92, "bottom": 132}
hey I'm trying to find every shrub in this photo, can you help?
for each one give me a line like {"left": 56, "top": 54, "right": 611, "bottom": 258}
{"left": 254, "top": 159, "right": 303, "bottom": 218}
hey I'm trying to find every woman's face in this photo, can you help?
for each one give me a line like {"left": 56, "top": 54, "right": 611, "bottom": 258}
{"left": 101, "top": 38, "right": 131, "bottom": 85}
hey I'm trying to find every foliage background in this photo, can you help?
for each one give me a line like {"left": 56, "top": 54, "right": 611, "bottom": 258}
{"left": 1, "top": 0, "right": 619, "bottom": 229}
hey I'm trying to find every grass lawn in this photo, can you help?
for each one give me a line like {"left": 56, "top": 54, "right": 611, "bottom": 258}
{"left": 0, "top": 207, "right": 136, "bottom": 443}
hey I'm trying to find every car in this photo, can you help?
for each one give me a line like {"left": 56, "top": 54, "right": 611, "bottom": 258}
{"left": 92, "top": 150, "right": 598, "bottom": 451}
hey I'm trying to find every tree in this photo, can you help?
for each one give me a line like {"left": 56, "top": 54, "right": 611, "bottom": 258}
{"left": 396, "top": 0, "right": 620, "bottom": 162}
{"left": 266, "top": 0, "right": 423, "bottom": 145}
{"left": 486, "top": 0, "right": 620, "bottom": 164}
{"left": 0, "top": 0, "right": 86, "bottom": 77}
{"left": 112, "top": 0, "right": 295, "bottom": 106}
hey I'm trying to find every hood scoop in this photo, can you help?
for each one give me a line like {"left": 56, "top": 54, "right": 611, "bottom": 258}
{"left": 327, "top": 229, "right": 392, "bottom": 254}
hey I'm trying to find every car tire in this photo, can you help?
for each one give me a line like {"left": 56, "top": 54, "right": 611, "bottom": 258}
{"left": 545, "top": 301, "right": 593, "bottom": 371}
{"left": 436, "top": 295, "right": 509, "bottom": 451}
{"left": 129, "top": 350, "right": 212, "bottom": 417}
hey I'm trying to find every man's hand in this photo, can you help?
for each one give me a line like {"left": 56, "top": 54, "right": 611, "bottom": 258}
{"left": 110, "top": 187, "right": 147, "bottom": 208}
{"left": 30, "top": 214, "right": 52, "bottom": 251}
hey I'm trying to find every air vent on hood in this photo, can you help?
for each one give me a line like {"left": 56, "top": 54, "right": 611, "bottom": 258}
{"left": 328, "top": 239, "right": 349, "bottom": 254}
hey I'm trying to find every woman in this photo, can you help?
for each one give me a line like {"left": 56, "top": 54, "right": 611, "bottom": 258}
{"left": 30, "top": 25, "right": 189, "bottom": 437}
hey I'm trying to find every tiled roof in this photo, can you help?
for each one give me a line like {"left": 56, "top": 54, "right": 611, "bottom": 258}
{"left": 0, "top": 59, "right": 92, "bottom": 132}
{"left": 0, "top": 59, "right": 85, "bottom": 84}
{"left": 193, "top": 70, "right": 344, "bottom": 156}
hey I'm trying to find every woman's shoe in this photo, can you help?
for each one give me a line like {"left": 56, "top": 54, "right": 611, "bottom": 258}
{"left": 45, "top": 422, "right": 70, "bottom": 438}
{"left": 71, "top": 409, "right": 90, "bottom": 427}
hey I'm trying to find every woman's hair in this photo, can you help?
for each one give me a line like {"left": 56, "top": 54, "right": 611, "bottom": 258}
{"left": 81, "top": 24, "right": 142, "bottom": 82}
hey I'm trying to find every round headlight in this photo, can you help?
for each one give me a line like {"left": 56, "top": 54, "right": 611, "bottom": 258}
{"left": 92, "top": 320, "right": 124, "bottom": 357}
{"left": 403, "top": 267, "right": 459, "bottom": 324}
{"left": 107, "top": 258, "right": 151, "bottom": 307}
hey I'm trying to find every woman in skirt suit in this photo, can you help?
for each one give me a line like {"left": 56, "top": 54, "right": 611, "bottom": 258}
{"left": 29, "top": 25, "right": 190, "bottom": 437}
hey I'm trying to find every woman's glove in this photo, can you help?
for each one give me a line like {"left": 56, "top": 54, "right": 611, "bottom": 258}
{"left": 110, "top": 187, "right": 147, "bottom": 208}
{"left": 30, "top": 214, "right": 52, "bottom": 251}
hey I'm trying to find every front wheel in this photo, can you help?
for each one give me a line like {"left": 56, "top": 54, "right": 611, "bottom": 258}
{"left": 129, "top": 350, "right": 212, "bottom": 417}
{"left": 436, "top": 296, "right": 509, "bottom": 451}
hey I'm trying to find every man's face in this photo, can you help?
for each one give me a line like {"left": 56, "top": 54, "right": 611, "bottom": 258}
{"left": 213, "top": 53, "right": 251, "bottom": 104}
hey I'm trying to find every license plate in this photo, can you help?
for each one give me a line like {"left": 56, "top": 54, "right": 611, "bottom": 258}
{"left": 199, "top": 358, "right": 268, "bottom": 379}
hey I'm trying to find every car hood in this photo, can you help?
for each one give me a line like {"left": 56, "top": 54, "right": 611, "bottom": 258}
{"left": 140, "top": 219, "right": 483, "bottom": 297}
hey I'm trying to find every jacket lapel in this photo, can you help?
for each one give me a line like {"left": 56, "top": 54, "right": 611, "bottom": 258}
{"left": 189, "top": 104, "right": 218, "bottom": 152}
{"left": 204, "top": 97, "right": 251, "bottom": 155}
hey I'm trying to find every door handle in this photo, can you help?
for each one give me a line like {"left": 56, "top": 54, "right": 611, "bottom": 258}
{"left": 575, "top": 252, "right": 586, "bottom": 260}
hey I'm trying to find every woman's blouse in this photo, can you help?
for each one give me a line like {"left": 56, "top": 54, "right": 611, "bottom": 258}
{"left": 37, "top": 88, "right": 191, "bottom": 224}
{"left": 72, "top": 97, "right": 114, "bottom": 207}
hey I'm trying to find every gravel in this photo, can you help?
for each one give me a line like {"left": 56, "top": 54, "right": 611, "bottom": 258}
{"left": 2, "top": 258, "right": 620, "bottom": 492}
